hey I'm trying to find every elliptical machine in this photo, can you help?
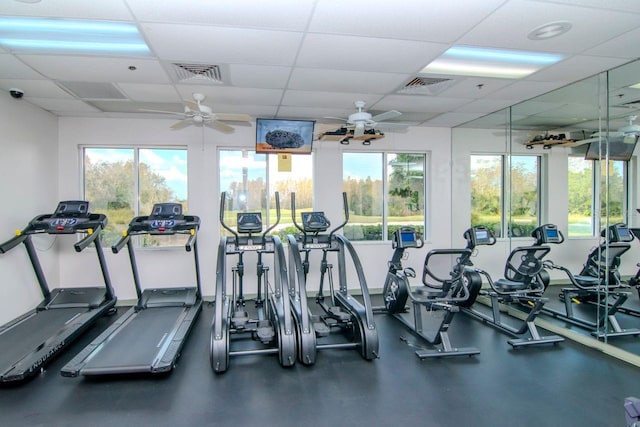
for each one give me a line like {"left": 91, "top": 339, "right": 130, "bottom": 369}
{"left": 460, "top": 225, "right": 564, "bottom": 348}
{"left": 379, "top": 226, "right": 480, "bottom": 358}
{"left": 287, "top": 193, "right": 378, "bottom": 365}
{"left": 210, "top": 192, "right": 296, "bottom": 373}
{"left": 538, "top": 223, "right": 640, "bottom": 338}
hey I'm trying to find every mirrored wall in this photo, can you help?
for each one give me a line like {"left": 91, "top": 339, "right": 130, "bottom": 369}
{"left": 452, "top": 58, "right": 640, "bottom": 350}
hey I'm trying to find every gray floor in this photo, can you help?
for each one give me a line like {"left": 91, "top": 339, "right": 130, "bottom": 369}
{"left": 1, "top": 300, "right": 639, "bottom": 427}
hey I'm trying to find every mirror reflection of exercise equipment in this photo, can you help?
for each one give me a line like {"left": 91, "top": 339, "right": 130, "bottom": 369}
{"left": 460, "top": 225, "right": 564, "bottom": 348}
{"left": 379, "top": 227, "right": 480, "bottom": 358}
{"left": 0, "top": 201, "right": 116, "bottom": 383}
{"left": 210, "top": 192, "right": 296, "bottom": 373}
{"left": 287, "top": 193, "right": 378, "bottom": 365}
{"left": 62, "top": 203, "right": 203, "bottom": 377}
{"left": 538, "top": 223, "right": 640, "bottom": 339}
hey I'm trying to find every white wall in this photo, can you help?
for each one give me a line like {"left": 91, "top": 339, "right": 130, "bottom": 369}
{"left": 0, "top": 96, "right": 59, "bottom": 324}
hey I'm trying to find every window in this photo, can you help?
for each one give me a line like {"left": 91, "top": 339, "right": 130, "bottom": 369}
{"left": 343, "top": 152, "right": 426, "bottom": 241}
{"left": 219, "top": 150, "right": 313, "bottom": 240}
{"left": 568, "top": 157, "right": 594, "bottom": 237}
{"left": 83, "top": 147, "right": 188, "bottom": 247}
{"left": 600, "top": 160, "right": 626, "bottom": 228}
{"left": 470, "top": 154, "right": 539, "bottom": 238}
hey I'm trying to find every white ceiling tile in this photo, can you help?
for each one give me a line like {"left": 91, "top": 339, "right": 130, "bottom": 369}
{"left": 26, "top": 98, "right": 101, "bottom": 113}
{"left": 176, "top": 85, "right": 283, "bottom": 106}
{"left": 458, "top": 0, "right": 640, "bottom": 53}
{"left": 116, "top": 83, "right": 181, "bottom": 102}
{"left": 437, "top": 77, "right": 514, "bottom": 98}
{"left": 373, "top": 95, "right": 471, "bottom": 113}
{"left": 530, "top": 0, "right": 640, "bottom": 13}
{"left": 281, "top": 91, "right": 382, "bottom": 109}
{"left": 288, "top": 69, "right": 409, "bottom": 94}
{"left": 310, "top": 0, "right": 506, "bottom": 43}
{"left": 296, "top": 34, "right": 448, "bottom": 74}
{"left": 527, "top": 55, "right": 630, "bottom": 83}
{"left": 127, "top": 0, "right": 316, "bottom": 31}
{"left": 228, "top": 65, "right": 291, "bottom": 89}
{"left": 275, "top": 106, "right": 354, "bottom": 120}
{"left": 142, "top": 24, "right": 303, "bottom": 66}
{"left": 485, "top": 80, "right": 565, "bottom": 101}
{"left": 16, "top": 55, "right": 171, "bottom": 83}
{"left": 210, "top": 104, "right": 276, "bottom": 118}
{"left": 0, "top": 54, "right": 46, "bottom": 79}
{"left": 425, "top": 112, "right": 487, "bottom": 127}
{"left": 454, "top": 99, "right": 515, "bottom": 114}
{"left": 584, "top": 27, "right": 640, "bottom": 59}
{"left": 0, "top": 79, "right": 74, "bottom": 99}
{"left": 0, "top": 0, "right": 133, "bottom": 20}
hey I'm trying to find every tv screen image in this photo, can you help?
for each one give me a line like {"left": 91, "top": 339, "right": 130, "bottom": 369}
{"left": 256, "top": 118, "right": 315, "bottom": 154}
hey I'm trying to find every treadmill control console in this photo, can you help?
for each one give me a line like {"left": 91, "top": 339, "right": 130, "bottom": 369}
{"left": 32, "top": 201, "right": 103, "bottom": 234}
{"left": 130, "top": 203, "right": 199, "bottom": 234}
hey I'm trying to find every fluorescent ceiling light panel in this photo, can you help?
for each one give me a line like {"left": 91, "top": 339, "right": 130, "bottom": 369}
{"left": 629, "top": 82, "right": 640, "bottom": 89}
{"left": 421, "top": 46, "right": 563, "bottom": 79}
{"left": 0, "top": 17, "right": 150, "bottom": 56}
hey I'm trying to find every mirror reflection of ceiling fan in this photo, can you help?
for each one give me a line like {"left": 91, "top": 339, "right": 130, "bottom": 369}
{"left": 140, "top": 93, "right": 252, "bottom": 132}
{"left": 324, "top": 101, "right": 409, "bottom": 137}
{"left": 578, "top": 115, "right": 640, "bottom": 146}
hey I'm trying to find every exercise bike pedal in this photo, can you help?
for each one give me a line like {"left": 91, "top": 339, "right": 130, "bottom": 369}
{"left": 256, "top": 320, "right": 275, "bottom": 344}
{"left": 328, "top": 306, "right": 352, "bottom": 322}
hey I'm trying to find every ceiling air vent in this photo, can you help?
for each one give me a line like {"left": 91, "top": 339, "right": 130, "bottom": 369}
{"left": 171, "top": 63, "right": 224, "bottom": 84}
{"left": 398, "top": 77, "right": 454, "bottom": 95}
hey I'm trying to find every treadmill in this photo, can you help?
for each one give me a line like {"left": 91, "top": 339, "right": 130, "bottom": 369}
{"left": 61, "top": 203, "right": 202, "bottom": 377}
{"left": 0, "top": 200, "right": 117, "bottom": 383}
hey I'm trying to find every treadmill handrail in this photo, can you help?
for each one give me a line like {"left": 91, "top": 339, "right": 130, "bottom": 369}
{"left": 0, "top": 233, "right": 28, "bottom": 254}
{"left": 111, "top": 233, "right": 131, "bottom": 254}
{"left": 74, "top": 224, "right": 103, "bottom": 253}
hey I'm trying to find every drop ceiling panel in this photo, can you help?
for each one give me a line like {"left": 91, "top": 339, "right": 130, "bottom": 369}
{"left": 457, "top": 0, "right": 640, "bottom": 53}
{"left": 424, "top": 112, "right": 486, "bottom": 127}
{"left": 437, "top": 77, "right": 513, "bottom": 98}
{"left": 485, "top": 81, "right": 565, "bottom": 102}
{"left": 0, "top": 79, "right": 74, "bottom": 99}
{"left": 127, "top": 0, "right": 316, "bottom": 31}
{"left": 0, "top": 54, "right": 45, "bottom": 79}
{"left": 228, "top": 64, "right": 291, "bottom": 89}
{"left": 527, "top": 55, "right": 629, "bottom": 83}
{"left": 115, "top": 83, "right": 181, "bottom": 102}
{"left": 532, "top": 0, "right": 640, "bottom": 13}
{"left": 309, "top": 0, "right": 506, "bottom": 43}
{"left": 296, "top": 34, "right": 447, "bottom": 74}
{"left": 454, "top": 99, "right": 515, "bottom": 114}
{"left": 275, "top": 106, "right": 355, "bottom": 120}
{"left": 27, "top": 98, "right": 100, "bottom": 113}
{"left": 288, "top": 68, "right": 409, "bottom": 94}
{"left": 176, "top": 86, "right": 283, "bottom": 105}
{"left": 1, "top": 0, "right": 133, "bottom": 20}
{"left": 16, "top": 56, "right": 171, "bottom": 83}
{"left": 585, "top": 28, "right": 640, "bottom": 60}
{"left": 281, "top": 91, "right": 382, "bottom": 109}
{"left": 374, "top": 95, "right": 471, "bottom": 113}
{"left": 211, "top": 104, "right": 277, "bottom": 118}
{"left": 141, "top": 24, "right": 303, "bottom": 66}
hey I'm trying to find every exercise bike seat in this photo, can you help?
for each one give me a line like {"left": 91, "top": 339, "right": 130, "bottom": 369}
{"left": 494, "top": 278, "right": 529, "bottom": 292}
{"left": 572, "top": 275, "right": 600, "bottom": 287}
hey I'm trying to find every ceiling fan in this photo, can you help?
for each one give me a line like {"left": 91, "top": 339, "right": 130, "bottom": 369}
{"left": 325, "top": 101, "right": 408, "bottom": 137}
{"left": 140, "top": 93, "right": 251, "bottom": 132}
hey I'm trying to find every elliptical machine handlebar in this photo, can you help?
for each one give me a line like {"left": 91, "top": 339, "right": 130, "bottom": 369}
{"left": 219, "top": 191, "right": 239, "bottom": 243}
{"left": 328, "top": 192, "right": 349, "bottom": 242}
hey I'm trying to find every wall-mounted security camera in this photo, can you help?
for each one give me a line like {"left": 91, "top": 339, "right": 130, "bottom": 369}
{"left": 9, "top": 88, "right": 24, "bottom": 99}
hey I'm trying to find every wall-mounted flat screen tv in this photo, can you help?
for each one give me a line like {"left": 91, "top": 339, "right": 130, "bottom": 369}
{"left": 256, "top": 118, "right": 315, "bottom": 154}
{"left": 584, "top": 137, "right": 638, "bottom": 161}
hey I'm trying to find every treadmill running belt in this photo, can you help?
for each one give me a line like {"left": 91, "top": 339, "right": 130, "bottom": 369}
{"left": 0, "top": 308, "right": 88, "bottom": 376}
{"left": 76, "top": 306, "right": 191, "bottom": 374}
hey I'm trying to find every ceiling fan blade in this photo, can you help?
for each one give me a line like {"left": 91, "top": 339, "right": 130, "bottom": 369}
{"left": 214, "top": 113, "right": 252, "bottom": 122}
{"left": 138, "top": 108, "right": 184, "bottom": 115}
{"left": 183, "top": 100, "right": 200, "bottom": 111}
{"left": 170, "top": 119, "right": 192, "bottom": 130}
{"left": 207, "top": 120, "right": 235, "bottom": 133}
{"left": 370, "top": 110, "right": 401, "bottom": 122}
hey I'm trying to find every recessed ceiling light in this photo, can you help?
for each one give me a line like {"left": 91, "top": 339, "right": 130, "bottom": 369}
{"left": 0, "top": 17, "right": 150, "bottom": 56}
{"left": 421, "top": 46, "right": 564, "bottom": 79}
{"left": 528, "top": 21, "right": 572, "bottom": 40}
